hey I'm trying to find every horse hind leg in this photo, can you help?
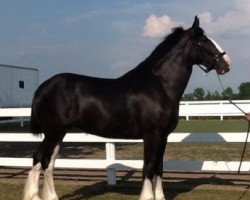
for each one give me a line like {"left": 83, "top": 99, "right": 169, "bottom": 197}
{"left": 23, "top": 140, "right": 45, "bottom": 200}
{"left": 42, "top": 144, "right": 60, "bottom": 200}
{"left": 23, "top": 163, "right": 42, "bottom": 200}
{"left": 40, "top": 133, "right": 66, "bottom": 200}
{"left": 23, "top": 133, "right": 64, "bottom": 200}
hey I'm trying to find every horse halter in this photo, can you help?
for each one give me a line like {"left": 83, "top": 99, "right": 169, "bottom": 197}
{"left": 196, "top": 39, "right": 227, "bottom": 73}
{"left": 198, "top": 51, "right": 226, "bottom": 73}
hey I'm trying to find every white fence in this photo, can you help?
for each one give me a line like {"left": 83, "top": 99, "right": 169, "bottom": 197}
{"left": 0, "top": 101, "right": 250, "bottom": 185}
{"left": 1, "top": 100, "right": 250, "bottom": 120}
{"left": 1, "top": 132, "right": 250, "bottom": 185}
{"left": 179, "top": 100, "right": 250, "bottom": 120}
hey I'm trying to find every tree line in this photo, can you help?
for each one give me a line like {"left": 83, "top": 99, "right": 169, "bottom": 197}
{"left": 182, "top": 82, "right": 250, "bottom": 101}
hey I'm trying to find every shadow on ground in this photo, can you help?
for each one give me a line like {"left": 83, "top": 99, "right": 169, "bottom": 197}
{"left": 59, "top": 176, "right": 237, "bottom": 200}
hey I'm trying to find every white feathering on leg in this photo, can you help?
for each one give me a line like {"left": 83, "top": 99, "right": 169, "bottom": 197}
{"left": 154, "top": 176, "right": 166, "bottom": 200}
{"left": 42, "top": 145, "right": 60, "bottom": 200}
{"left": 139, "top": 178, "right": 154, "bottom": 200}
{"left": 23, "top": 163, "right": 42, "bottom": 200}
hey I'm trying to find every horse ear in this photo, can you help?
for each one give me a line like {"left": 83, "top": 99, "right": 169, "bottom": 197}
{"left": 192, "top": 15, "right": 199, "bottom": 30}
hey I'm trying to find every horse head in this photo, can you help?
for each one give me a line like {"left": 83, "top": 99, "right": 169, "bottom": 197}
{"left": 189, "top": 16, "right": 230, "bottom": 75}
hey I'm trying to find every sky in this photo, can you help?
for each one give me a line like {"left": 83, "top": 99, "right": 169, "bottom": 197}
{"left": 0, "top": 0, "right": 249, "bottom": 94}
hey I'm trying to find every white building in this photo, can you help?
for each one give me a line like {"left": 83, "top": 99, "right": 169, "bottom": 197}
{"left": 0, "top": 64, "right": 39, "bottom": 108}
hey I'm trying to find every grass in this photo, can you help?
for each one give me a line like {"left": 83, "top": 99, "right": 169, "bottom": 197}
{"left": 114, "top": 119, "right": 250, "bottom": 161}
{"left": 0, "top": 118, "right": 249, "bottom": 133}
{"left": 174, "top": 119, "right": 249, "bottom": 132}
{"left": 1, "top": 178, "right": 250, "bottom": 200}
{"left": 3, "top": 118, "right": 249, "bottom": 134}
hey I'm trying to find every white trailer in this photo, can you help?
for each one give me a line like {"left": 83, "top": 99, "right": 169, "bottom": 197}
{"left": 0, "top": 64, "right": 39, "bottom": 108}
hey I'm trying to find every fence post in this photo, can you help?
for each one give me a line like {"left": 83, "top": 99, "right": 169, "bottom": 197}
{"left": 220, "top": 101, "right": 223, "bottom": 121}
{"left": 105, "top": 142, "right": 116, "bottom": 185}
{"left": 185, "top": 102, "right": 189, "bottom": 121}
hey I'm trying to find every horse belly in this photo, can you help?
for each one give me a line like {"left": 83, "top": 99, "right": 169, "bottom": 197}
{"left": 78, "top": 111, "right": 142, "bottom": 139}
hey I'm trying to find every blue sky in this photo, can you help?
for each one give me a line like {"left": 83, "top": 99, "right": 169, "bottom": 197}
{"left": 0, "top": 0, "right": 249, "bottom": 93}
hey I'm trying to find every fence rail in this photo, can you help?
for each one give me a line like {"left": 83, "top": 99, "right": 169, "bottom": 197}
{"left": 0, "top": 132, "right": 250, "bottom": 185}
{"left": 179, "top": 100, "right": 250, "bottom": 120}
{"left": 1, "top": 101, "right": 250, "bottom": 185}
{"left": 1, "top": 100, "right": 250, "bottom": 120}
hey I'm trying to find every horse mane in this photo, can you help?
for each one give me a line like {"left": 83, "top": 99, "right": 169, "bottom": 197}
{"left": 120, "top": 27, "right": 185, "bottom": 78}
{"left": 148, "top": 27, "right": 185, "bottom": 62}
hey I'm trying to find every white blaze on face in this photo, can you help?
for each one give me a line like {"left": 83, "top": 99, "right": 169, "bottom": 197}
{"left": 209, "top": 37, "right": 231, "bottom": 65}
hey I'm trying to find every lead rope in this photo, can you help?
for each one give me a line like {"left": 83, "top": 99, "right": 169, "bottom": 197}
{"left": 216, "top": 74, "right": 250, "bottom": 173}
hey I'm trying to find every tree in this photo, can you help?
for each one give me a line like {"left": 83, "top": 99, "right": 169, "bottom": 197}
{"left": 222, "top": 87, "right": 233, "bottom": 100}
{"left": 211, "top": 91, "right": 222, "bottom": 100}
{"left": 182, "top": 93, "right": 194, "bottom": 101}
{"left": 205, "top": 91, "right": 212, "bottom": 100}
{"left": 238, "top": 82, "right": 250, "bottom": 99}
{"left": 193, "top": 87, "right": 205, "bottom": 100}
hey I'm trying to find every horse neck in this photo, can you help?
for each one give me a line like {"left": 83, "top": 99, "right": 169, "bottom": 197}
{"left": 152, "top": 43, "right": 193, "bottom": 102}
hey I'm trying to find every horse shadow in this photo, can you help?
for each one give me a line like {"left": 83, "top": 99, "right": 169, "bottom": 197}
{"left": 180, "top": 132, "right": 226, "bottom": 143}
{"left": 172, "top": 132, "right": 228, "bottom": 171}
{"left": 59, "top": 174, "right": 236, "bottom": 200}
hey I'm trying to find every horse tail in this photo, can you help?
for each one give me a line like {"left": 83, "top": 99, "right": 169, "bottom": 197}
{"left": 30, "top": 86, "right": 44, "bottom": 135}
{"left": 30, "top": 108, "right": 42, "bottom": 135}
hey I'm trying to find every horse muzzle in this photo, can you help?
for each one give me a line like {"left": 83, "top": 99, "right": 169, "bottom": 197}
{"left": 216, "top": 67, "right": 230, "bottom": 75}
{"left": 215, "top": 52, "right": 230, "bottom": 75}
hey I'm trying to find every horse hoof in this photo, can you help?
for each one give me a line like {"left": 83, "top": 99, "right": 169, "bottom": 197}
{"left": 155, "top": 197, "right": 166, "bottom": 200}
{"left": 42, "top": 195, "right": 58, "bottom": 200}
{"left": 139, "top": 196, "right": 154, "bottom": 200}
{"left": 23, "top": 195, "right": 41, "bottom": 200}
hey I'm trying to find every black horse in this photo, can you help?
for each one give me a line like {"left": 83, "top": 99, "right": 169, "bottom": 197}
{"left": 23, "top": 16, "right": 230, "bottom": 200}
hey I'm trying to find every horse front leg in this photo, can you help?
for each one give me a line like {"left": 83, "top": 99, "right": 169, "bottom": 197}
{"left": 139, "top": 138, "right": 154, "bottom": 200}
{"left": 153, "top": 139, "right": 166, "bottom": 200}
{"left": 139, "top": 134, "right": 166, "bottom": 200}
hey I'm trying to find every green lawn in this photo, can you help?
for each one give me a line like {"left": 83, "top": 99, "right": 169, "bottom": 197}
{"left": 0, "top": 118, "right": 249, "bottom": 133}
{"left": 174, "top": 119, "right": 249, "bottom": 132}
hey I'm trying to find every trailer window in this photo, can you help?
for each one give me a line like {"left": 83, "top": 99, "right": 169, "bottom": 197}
{"left": 19, "top": 81, "right": 24, "bottom": 89}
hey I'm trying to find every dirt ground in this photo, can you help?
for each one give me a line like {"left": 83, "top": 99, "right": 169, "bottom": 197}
{"left": 1, "top": 167, "right": 250, "bottom": 200}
